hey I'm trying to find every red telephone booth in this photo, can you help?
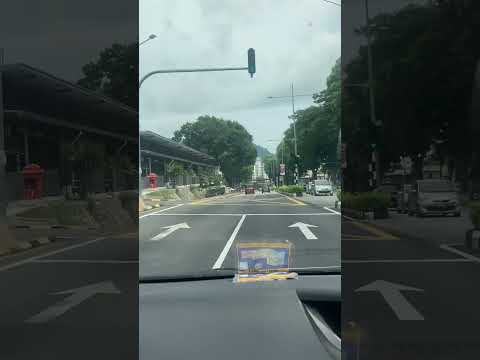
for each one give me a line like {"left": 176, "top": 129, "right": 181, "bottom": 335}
{"left": 147, "top": 173, "right": 158, "bottom": 188}
{"left": 22, "top": 164, "right": 44, "bottom": 200}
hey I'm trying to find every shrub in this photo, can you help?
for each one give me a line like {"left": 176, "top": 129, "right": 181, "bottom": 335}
{"left": 278, "top": 185, "right": 303, "bottom": 194}
{"left": 469, "top": 202, "right": 480, "bottom": 228}
{"left": 341, "top": 192, "right": 390, "bottom": 211}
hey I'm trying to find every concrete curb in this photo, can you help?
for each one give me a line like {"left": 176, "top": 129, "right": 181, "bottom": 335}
{"left": 13, "top": 224, "right": 99, "bottom": 230}
{"left": 5, "top": 236, "right": 55, "bottom": 256}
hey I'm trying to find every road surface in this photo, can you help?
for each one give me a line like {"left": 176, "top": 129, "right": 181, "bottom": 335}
{"left": 140, "top": 191, "right": 340, "bottom": 277}
{"left": 342, "top": 215, "right": 480, "bottom": 359}
{"left": 0, "top": 231, "right": 138, "bottom": 359}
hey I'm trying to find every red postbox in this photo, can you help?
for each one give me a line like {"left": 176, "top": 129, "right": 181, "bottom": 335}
{"left": 22, "top": 164, "right": 44, "bottom": 200}
{"left": 147, "top": 173, "right": 158, "bottom": 188}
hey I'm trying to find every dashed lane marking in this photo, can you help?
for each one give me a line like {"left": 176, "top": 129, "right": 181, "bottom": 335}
{"left": 324, "top": 207, "right": 341, "bottom": 215}
{"left": 140, "top": 203, "right": 184, "bottom": 219}
{"left": 439, "top": 244, "right": 480, "bottom": 263}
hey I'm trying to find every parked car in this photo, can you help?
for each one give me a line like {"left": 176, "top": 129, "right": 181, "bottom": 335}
{"left": 408, "top": 179, "right": 460, "bottom": 217}
{"left": 374, "top": 183, "right": 400, "bottom": 208}
{"left": 245, "top": 186, "right": 255, "bottom": 195}
{"left": 313, "top": 179, "right": 334, "bottom": 196}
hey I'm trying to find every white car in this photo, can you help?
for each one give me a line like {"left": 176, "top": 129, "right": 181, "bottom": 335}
{"left": 313, "top": 179, "right": 333, "bottom": 196}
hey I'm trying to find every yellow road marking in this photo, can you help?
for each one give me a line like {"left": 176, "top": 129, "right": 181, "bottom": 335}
{"left": 277, "top": 193, "right": 307, "bottom": 206}
{"left": 344, "top": 220, "right": 398, "bottom": 240}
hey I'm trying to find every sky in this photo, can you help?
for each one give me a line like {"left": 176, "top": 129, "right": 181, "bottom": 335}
{"left": 0, "top": 0, "right": 137, "bottom": 81}
{"left": 139, "top": 0, "right": 341, "bottom": 153}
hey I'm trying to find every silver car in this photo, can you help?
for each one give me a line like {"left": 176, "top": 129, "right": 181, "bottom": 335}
{"left": 409, "top": 179, "right": 461, "bottom": 217}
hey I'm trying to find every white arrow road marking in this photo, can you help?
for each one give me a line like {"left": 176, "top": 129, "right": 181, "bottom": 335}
{"left": 355, "top": 280, "right": 424, "bottom": 320}
{"left": 289, "top": 222, "right": 318, "bottom": 240}
{"left": 151, "top": 222, "right": 191, "bottom": 240}
{"left": 26, "top": 281, "right": 121, "bottom": 323}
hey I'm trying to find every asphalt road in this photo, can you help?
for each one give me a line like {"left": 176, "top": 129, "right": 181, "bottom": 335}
{"left": 342, "top": 215, "right": 480, "bottom": 360}
{"left": 139, "top": 191, "right": 341, "bottom": 278}
{"left": 0, "top": 231, "right": 138, "bottom": 360}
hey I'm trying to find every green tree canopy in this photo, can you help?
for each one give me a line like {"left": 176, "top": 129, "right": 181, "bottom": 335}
{"left": 277, "top": 58, "right": 341, "bottom": 183}
{"left": 78, "top": 42, "right": 138, "bottom": 109}
{"left": 173, "top": 116, "right": 256, "bottom": 185}
{"left": 343, "top": 1, "right": 480, "bottom": 190}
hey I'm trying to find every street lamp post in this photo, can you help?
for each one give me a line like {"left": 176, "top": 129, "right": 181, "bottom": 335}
{"left": 139, "top": 48, "right": 256, "bottom": 193}
{"left": 267, "top": 86, "right": 315, "bottom": 184}
{"left": 138, "top": 33, "right": 158, "bottom": 196}
{"left": 140, "top": 34, "right": 157, "bottom": 46}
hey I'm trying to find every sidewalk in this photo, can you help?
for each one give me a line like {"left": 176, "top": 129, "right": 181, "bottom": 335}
{"left": 366, "top": 209, "right": 472, "bottom": 246}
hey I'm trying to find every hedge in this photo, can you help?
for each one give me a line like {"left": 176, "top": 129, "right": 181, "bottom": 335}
{"left": 278, "top": 185, "right": 304, "bottom": 194}
{"left": 340, "top": 192, "right": 390, "bottom": 211}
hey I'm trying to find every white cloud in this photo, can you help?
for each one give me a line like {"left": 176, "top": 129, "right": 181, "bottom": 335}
{"left": 140, "top": 0, "right": 340, "bottom": 151}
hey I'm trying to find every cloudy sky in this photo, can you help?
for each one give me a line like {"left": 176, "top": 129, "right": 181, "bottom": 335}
{"left": 0, "top": 0, "right": 137, "bottom": 81}
{"left": 140, "top": 0, "right": 341, "bottom": 153}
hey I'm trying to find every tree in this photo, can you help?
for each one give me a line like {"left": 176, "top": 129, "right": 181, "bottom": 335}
{"left": 277, "top": 58, "right": 341, "bottom": 184}
{"left": 78, "top": 43, "right": 138, "bottom": 109}
{"left": 173, "top": 116, "right": 256, "bottom": 185}
{"left": 342, "top": 1, "right": 480, "bottom": 191}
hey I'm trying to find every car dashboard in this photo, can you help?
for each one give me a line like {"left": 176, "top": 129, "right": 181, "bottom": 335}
{"left": 140, "top": 274, "right": 341, "bottom": 360}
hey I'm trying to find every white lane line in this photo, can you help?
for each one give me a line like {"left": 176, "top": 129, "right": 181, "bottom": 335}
{"left": 140, "top": 203, "right": 184, "bottom": 219}
{"left": 343, "top": 258, "right": 473, "bottom": 264}
{"left": 0, "top": 236, "right": 107, "bottom": 273}
{"left": 32, "top": 259, "right": 138, "bottom": 264}
{"left": 212, "top": 214, "right": 247, "bottom": 270}
{"left": 151, "top": 213, "right": 337, "bottom": 216}
{"left": 440, "top": 244, "right": 480, "bottom": 263}
{"left": 323, "top": 206, "right": 341, "bottom": 215}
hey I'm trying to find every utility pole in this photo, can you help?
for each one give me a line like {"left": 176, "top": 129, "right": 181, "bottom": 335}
{"left": 365, "top": 0, "right": 382, "bottom": 186}
{"left": 291, "top": 83, "right": 299, "bottom": 185}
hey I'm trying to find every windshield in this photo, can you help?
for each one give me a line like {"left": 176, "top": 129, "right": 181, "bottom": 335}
{"left": 419, "top": 181, "right": 454, "bottom": 193}
{"left": 139, "top": 2, "right": 340, "bottom": 281}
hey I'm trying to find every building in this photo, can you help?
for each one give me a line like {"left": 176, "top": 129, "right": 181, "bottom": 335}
{"left": 252, "top": 157, "right": 267, "bottom": 181}
{"left": 1, "top": 63, "right": 138, "bottom": 200}
{"left": 140, "top": 130, "right": 219, "bottom": 187}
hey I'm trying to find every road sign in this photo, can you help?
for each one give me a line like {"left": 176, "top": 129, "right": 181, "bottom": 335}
{"left": 279, "top": 163, "right": 285, "bottom": 176}
{"left": 247, "top": 48, "right": 256, "bottom": 78}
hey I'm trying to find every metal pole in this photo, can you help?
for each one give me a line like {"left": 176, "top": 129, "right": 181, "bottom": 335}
{"left": 365, "top": 0, "right": 381, "bottom": 185}
{"left": 140, "top": 67, "right": 248, "bottom": 88}
{"left": 291, "top": 83, "right": 299, "bottom": 184}
{"left": 291, "top": 83, "right": 298, "bottom": 156}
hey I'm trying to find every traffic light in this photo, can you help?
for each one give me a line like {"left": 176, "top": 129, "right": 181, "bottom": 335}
{"left": 247, "top": 48, "right": 255, "bottom": 78}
